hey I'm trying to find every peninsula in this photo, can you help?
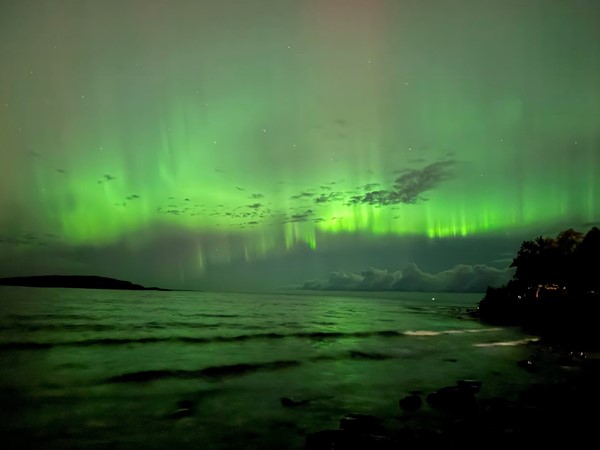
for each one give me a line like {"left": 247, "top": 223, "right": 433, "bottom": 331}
{"left": 0, "top": 275, "right": 170, "bottom": 291}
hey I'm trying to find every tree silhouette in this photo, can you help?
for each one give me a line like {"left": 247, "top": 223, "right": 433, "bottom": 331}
{"left": 509, "top": 228, "right": 585, "bottom": 289}
{"left": 479, "top": 227, "right": 600, "bottom": 333}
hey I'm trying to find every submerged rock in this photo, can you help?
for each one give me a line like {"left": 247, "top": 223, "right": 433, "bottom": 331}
{"left": 427, "top": 385, "right": 478, "bottom": 412}
{"left": 339, "top": 413, "right": 385, "bottom": 435}
{"left": 399, "top": 394, "right": 422, "bottom": 411}
{"left": 456, "top": 379, "right": 483, "bottom": 393}
{"left": 517, "top": 359, "right": 538, "bottom": 373}
{"left": 305, "top": 430, "right": 348, "bottom": 450}
{"left": 166, "top": 399, "right": 196, "bottom": 419}
{"left": 167, "top": 408, "right": 194, "bottom": 419}
{"left": 305, "top": 429, "right": 393, "bottom": 450}
{"left": 280, "top": 397, "right": 311, "bottom": 407}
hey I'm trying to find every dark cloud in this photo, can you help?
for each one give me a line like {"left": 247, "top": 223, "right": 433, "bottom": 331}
{"left": 126, "top": 194, "right": 140, "bottom": 200}
{"left": 286, "top": 209, "right": 315, "bottom": 223}
{"left": 349, "top": 160, "right": 456, "bottom": 206}
{"left": 247, "top": 203, "right": 262, "bottom": 209}
{"left": 290, "top": 191, "right": 315, "bottom": 200}
{"left": 357, "top": 183, "right": 380, "bottom": 190}
{"left": 314, "top": 192, "right": 345, "bottom": 204}
{"left": 250, "top": 193, "right": 264, "bottom": 199}
{"left": 394, "top": 160, "right": 456, "bottom": 202}
{"left": 302, "top": 263, "right": 513, "bottom": 293}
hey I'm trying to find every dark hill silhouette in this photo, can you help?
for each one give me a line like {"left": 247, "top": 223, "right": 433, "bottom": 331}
{"left": 0, "top": 275, "right": 169, "bottom": 291}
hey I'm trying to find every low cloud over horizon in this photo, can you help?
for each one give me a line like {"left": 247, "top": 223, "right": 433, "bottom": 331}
{"left": 302, "top": 263, "right": 514, "bottom": 293}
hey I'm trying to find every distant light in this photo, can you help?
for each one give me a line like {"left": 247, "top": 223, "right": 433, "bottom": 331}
{"left": 432, "top": 297, "right": 435, "bottom": 301}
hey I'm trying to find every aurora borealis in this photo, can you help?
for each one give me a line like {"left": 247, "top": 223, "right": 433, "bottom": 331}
{"left": 1, "top": 0, "right": 599, "bottom": 290}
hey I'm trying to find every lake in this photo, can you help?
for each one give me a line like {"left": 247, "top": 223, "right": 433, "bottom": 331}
{"left": 0, "top": 287, "right": 550, "bottom": 449}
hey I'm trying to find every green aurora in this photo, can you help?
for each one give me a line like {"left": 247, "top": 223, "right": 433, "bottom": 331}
{"left": 1, "top": 0, "right": 599, "bottom": 289}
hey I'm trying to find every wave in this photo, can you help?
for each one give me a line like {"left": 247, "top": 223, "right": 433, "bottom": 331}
{"left": 107, "top": 360, "right": 301, "bottom": 383}
{"left": 106, "top": 349, "right": 395, "bottom": 384}
{"left": 0, "top": 341, "right": 55, "bottom": 350}
{"left": 183, "top": 313, "right": 240, "bottom": 318}
{"left": 6, "top": 313, "right": 101, "bottom": 321}
{"left": 403, "top": 328, "right": 502, "bottom": 336}
{"left": 0, "top": 330, "right": 404, "bottom": 350}
{"left": 0, "top": 323, "right": 117, "bottom": 332}
{"left": 474, "top": 337, "right": 539, "bottom": 347}
{"left": 348, "top": 350, "right": 392, "bottom": 360}
{"left": 0, "top": 321, "right": 267, "bottom": 333}
{"left": 0, "top": 328, "right": 502, "bottom": 351}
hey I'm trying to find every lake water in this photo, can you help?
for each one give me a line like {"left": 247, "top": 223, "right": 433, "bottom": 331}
{"left": 0, "top": 288, "right": 551, "bottom": 449}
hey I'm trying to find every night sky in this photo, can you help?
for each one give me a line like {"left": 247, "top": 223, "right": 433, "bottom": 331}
{"left": 1, "top": 0, "right": 599, "bottom": 291}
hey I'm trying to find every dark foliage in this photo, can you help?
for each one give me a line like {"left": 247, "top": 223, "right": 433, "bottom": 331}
{"left": 478, "top": 227, "right": 600, "bottom": 346}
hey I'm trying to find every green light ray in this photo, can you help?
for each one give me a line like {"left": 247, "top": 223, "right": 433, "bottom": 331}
{"left": 1, "top": 0, "right": 599, "bottom": 275}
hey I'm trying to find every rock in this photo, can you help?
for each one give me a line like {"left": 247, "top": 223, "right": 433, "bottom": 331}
{"left": 166, "top": 399, "right": 196, "bottom": 419}
{"left": 427, "top": 386, "right": 477, "bottom": 412}
{"left": 305, "top": 430, "right": 394, "bottom": 450}
{"left": 480, "top": 396, "right": 509, "bottom": 416}
{"left": 399, "top": 394, "right": 422, "bottom": 411}
{"left": 339, "top": 413, "right": 384, "bottom": 435}
{"left": 305, "top": 430, "right": 349, "bottom": 450}
{"left": 280, "top": 397, "right": 310, "bottom": 407}
{"left": 176, "top": 399, "right": 196, "bottom": 409}
{"left": 456, "top": 379, "right": 482, "bottom": 393}
{"left": 166, "top": 408, "right": 194, "bottom": 419}
{"left": 517, "top": 359, "right": 538, "bottom": 372}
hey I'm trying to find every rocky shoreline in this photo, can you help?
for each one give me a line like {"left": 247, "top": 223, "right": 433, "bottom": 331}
{"left": 303, "top": 342, "right": 600, "bottom": 449}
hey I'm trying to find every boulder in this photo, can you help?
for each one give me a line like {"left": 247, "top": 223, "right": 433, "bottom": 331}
{"left": 517, "top": 359, "right": 538, "bottom": 373}
{"left": 305, "top": 429, "right": 394, "bottom": 450}
{"left": 427, "top": 386, "right": 477, "bottom": 412}
{"left": 166, "top": 399, "right": 196, "bottom": 419}
{"left": 280, "top": 397, "right": 310, "bottom": 407}
{"left": 339, "top": 413, "right": 385, "bottom": 435}
{"left": 456, "top": 380, "right": 482, "bottom": 393}
{"left": 305, "top": 430, "right": 350, "bottom": 450}
{"left": 399, "top": 394, "right": 422, "bottom": 411}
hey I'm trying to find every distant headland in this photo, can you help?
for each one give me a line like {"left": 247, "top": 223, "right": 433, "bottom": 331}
{"left": 0, "top": 275, "right": 170, "bottom": 291}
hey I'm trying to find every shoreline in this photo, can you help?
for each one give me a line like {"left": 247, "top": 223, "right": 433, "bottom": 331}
{"left": 305, "top": 340, "right": 600, "bottom": 448}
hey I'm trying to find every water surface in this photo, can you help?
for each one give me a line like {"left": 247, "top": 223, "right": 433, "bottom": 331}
{"left": 0, "top": 288, "right": 546, "bottom": 449}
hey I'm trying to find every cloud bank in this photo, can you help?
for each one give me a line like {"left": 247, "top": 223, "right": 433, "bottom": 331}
{"left": 302, "top": 263, "right": 514, "bottom": 293}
